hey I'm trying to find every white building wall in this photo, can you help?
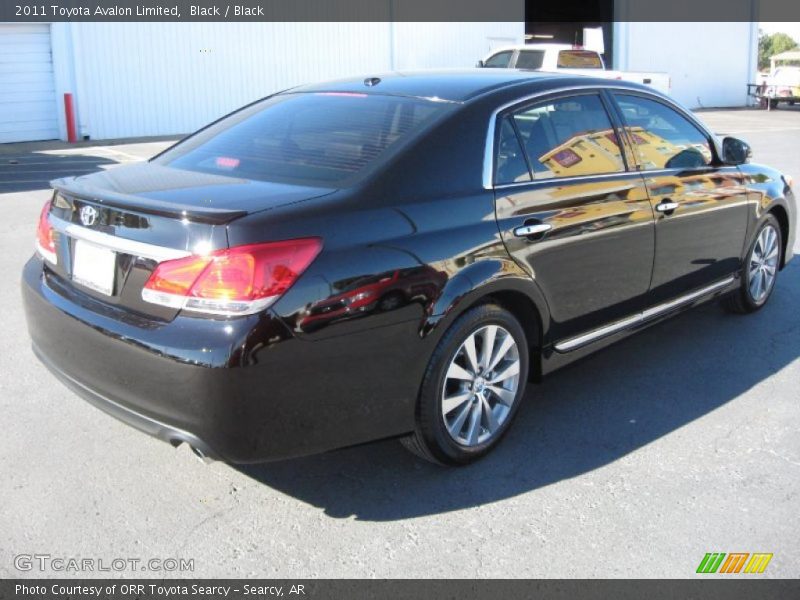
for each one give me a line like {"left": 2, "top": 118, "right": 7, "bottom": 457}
{"left": 50, "top": 24, "right": 76, "bottom": 140}
{"left": 54, "top": 21, "right": 523, "bottom": 141}
{"left": 65, "top": 23, "right": 393, "bottom": 139}
{"left": 614, "top": 22, "right": 758, "bottom": 109}
{"left": 392, "top": 22, "right": 522, "bottom": 70}
{"left": 40, "top": 20, "right": 761, "bottom": 139}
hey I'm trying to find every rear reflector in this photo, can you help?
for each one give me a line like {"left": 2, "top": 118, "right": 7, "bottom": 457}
{"left": 142, "top": 238, "right": 322, "bottom": 316}
{"left": 36, "top": 200, "right": 57, "bottom": 265}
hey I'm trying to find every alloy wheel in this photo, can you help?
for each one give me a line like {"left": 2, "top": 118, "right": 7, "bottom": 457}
{"left": 748, "top": 224, "right": 780, "bottom": 304}
{"left": 441, "top": 325, "right": 521, "bottom": 446}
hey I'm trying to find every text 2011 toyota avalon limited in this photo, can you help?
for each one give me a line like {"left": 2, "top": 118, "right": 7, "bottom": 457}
{"left": 22, "top": 71, "right": 796, "bottom": 465}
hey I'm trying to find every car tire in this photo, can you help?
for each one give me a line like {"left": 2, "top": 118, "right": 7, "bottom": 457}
{"left": 378, "top": 291, "right": 405, "bottom": 312}
{"left": 401, "top": 303, "right": 529, "bottom": 466}
{"left": 723, "top": 215, "right": 782, "bottom": 314}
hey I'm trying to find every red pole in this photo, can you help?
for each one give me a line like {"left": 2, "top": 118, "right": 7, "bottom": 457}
{"left": 63, "top": 93, "right": 77, "bottom": 143}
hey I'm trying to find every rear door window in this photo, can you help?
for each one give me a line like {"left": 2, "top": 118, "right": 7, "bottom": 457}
{"left": 510, "top": 94, "right": 626, "bottom": 179}
{"left": 156, "top": 93, "right": 449, "bottom": 185}
{"left": 515, "top": 50, "right": 545, "bottom": 70}
{"left": 495, "top": 118, "right": 531, "bottom": 185}
{"left": 613, "top": 94, "right": 714, "bottom": 170}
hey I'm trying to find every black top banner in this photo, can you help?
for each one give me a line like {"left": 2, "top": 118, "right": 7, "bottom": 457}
{"left": 1, "top": 0, "right": 799, "bottom": 22}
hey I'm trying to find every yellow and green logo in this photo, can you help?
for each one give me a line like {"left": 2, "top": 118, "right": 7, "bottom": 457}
{"left": 696, "top": 552, "right": 773, "bottom": 574}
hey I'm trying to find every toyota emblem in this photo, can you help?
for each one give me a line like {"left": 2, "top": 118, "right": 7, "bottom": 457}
{"left": 79, "top": 205, "right": 99, "bottom": 227}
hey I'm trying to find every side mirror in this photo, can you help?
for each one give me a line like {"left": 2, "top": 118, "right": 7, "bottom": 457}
{"left": 475, "top": 59, "right": 485, "bottom": 68}
{"left": 722, "top": 137, "right": 752, "bottom": 165}
{"left": 665, "top": 147, "right": 708, "bottom": 169}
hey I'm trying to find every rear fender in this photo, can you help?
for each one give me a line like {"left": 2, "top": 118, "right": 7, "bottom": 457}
{"left": 421, "top": 258, "right": 551, "bottom": 351}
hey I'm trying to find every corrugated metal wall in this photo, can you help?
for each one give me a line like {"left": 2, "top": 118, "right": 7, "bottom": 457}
{"left": 392, "top": 22, "right": 519, "bottom": 70}
{"left": 614, "top": 22, "right": 758, "bottom": 109}
{"left": 70, "top": 23, "right": 392, "bottom": 139}
{"left": 67, "top": 22, "right": 523, "bottom": 140}
{"left": 15, "top": 20, "right": 762, "bottom": 140}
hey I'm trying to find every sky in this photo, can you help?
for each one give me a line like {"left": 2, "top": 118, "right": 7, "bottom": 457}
{"left": 760, "top": 22, "right": 800, "bottom": 44}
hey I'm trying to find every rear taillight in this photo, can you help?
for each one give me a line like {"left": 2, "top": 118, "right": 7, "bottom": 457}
{"left": 142, "top": 238, "right": 322, "bottom": 316}
{"left": 36, "top": 200, "right": 57, "bottom": 264}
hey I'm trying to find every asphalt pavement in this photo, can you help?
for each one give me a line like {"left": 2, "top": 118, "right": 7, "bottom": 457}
{"left": 0, "top": 107, "right": 798, "bottom": 578}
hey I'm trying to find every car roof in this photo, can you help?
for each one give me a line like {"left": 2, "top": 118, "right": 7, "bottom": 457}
{"left": 491, "top": 43, "right": 574, "bottom": 52}
{"left": 286, "top": 69, "right": 580, "bottom": 103}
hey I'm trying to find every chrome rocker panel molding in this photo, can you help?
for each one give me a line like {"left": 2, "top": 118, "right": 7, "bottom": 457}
{"left": 554, "top": 277, "right": 736, "bottom": 353}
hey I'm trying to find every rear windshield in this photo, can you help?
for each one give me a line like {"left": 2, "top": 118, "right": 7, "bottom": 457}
{"left": 557, "top": 50, "right": 603, "bottom": 69}
{"left": 155, "top": 92, "right": 450, "bottom": 185}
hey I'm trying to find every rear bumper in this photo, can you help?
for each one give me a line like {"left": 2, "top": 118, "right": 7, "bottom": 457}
{"left": 22, "top": 258, "right": 281, "bottom": 462}
{"left": 32, "top": 343, "right": 219, "bottom": 460}
{"left": 22, "top": 257, "right": 419, "bottom": 463}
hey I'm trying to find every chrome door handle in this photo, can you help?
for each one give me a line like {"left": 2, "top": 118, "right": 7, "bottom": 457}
{"left": 514, "top": 223, "right": 552, "bottom": 237}
{"left": 655, "top": 200, "right": 679, "bottom": 213}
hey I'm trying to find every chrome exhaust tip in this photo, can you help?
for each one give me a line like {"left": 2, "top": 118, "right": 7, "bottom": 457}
{"left": 171, "top": 439, "right": 215, "bottom": 464}
{"left": 189, "top": 444, "right": 215, "bottom": 464}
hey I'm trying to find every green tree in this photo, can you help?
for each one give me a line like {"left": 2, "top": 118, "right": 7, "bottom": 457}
{"left": 758, "top": 31, "right": 799, "bottom": 70}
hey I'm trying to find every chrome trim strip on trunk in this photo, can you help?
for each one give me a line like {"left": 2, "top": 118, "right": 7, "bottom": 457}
{"left": 554, "top": 277, "right": 736, "bottom": 353}
{"left": 50, "top": 215, "right": 192, "bottom": 262}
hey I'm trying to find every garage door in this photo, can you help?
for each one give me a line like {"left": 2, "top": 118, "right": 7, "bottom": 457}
{"left": 0, "top": 24, "right": 59, "bottom": 143}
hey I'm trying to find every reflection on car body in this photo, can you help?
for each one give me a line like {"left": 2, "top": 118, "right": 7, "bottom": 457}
{"left": 297, "top": 265, "right": 448, "bottom": 333}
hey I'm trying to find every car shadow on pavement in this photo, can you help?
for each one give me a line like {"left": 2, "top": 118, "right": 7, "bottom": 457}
{"left": 236, "top": 263, "right": 800, "bottom": 521}
{"left": 0, "top": 151, "right": 118, "bottom": 193}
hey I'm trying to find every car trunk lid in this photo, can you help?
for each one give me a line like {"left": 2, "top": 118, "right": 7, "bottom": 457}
{"left": 44, "top": 163, "right": 334, "bottom": 320}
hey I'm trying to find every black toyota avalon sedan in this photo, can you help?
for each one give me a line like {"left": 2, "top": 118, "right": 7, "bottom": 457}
{"left": 22, "top": 70, "right": 796, "bottom": 466}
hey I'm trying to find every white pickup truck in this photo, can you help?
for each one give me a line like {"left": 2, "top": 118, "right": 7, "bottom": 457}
{"left": 478, "top": 43, "right": 671, "bottom": 96}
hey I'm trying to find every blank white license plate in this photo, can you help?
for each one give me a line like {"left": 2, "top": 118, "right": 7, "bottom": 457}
{"left": 72, "top": 239, "right": 116, "bottom": 296}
